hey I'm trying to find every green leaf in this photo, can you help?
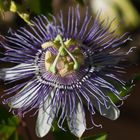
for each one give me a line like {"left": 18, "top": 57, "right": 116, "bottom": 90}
{"left": 82, "top": 133, "right": 108, "bottom": 140}
{"left": 9, "top": 131, "right": 18, "bottom": 140}
{"left": 132, "top": 73, "right": 140, "bottom": 83}
{"left": 9, "top": 0, "right": 53, "bottom": 25}
{"left": 52, "top": 120, "right": 76, "bottom": 140}
{"left": 75, "top": 0, "right": 85, "bottom": 5}
{"left": 9, "top": 0, "right": 33, "bottom": 25}
{"left": 53, "top": 130, "right": 76, "bottom": 140}
{"left": 1, "top": 0, "right": 53, "bottom": 24}
{"left": 17, "top": 12, "right": 33, "bottom": 25}
{"left": 0, "top": 0, "right": 11, "bottom": 11}
{"left": 106, "top": 75, "right": 135, "bottom": 103}
{"left": 0, "top": 105, "right": 20, "bottom": 140}
{"left": 27, "top": 0, "right": 53, "bottom": 14}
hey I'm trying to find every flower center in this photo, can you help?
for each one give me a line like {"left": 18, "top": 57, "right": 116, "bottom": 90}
{"left": 41, "top": 35, "right": 84, "bottom": 77}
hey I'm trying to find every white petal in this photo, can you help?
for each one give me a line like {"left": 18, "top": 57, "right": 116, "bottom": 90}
{"left": 68, "top": 103, "right": 86, "bottom": 138}
{"left": 3, "top": 63, "right": 35, "bottom": 80}
{"left": 36, "top": 90, "right": 56, "bottom": 138}
{"left": 93, "top": 99, "right": 120, "bottom": 120}
{"left": 100, "top": 103, "right": 120, "bottom": 120}
{"left": 10, "top": 81, "right": 39, "bottom": 108}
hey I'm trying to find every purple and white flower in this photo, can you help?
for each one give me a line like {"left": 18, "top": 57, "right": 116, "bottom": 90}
{"left": 0, "top": 6, "right": 132, "bottom": 138}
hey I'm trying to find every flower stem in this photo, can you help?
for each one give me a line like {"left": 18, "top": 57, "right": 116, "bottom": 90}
{"left": 20, "top": 118, "right": 33, "bottom": 140}
{"left": 25, "top": 126, "right": 33, "bottom": 140}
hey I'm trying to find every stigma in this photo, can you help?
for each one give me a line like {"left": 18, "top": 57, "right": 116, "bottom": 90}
{"left": 41, "top": 35, "right": 84, "bottom": 77}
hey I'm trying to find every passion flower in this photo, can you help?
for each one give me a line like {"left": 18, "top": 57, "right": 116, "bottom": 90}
{"left": 0, "top": 6, "right": 132, "bottom": 138}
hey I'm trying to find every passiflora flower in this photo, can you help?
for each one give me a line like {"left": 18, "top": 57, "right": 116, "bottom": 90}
{"left": 0, "top": 6, "right": 133, "bottom": 138}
